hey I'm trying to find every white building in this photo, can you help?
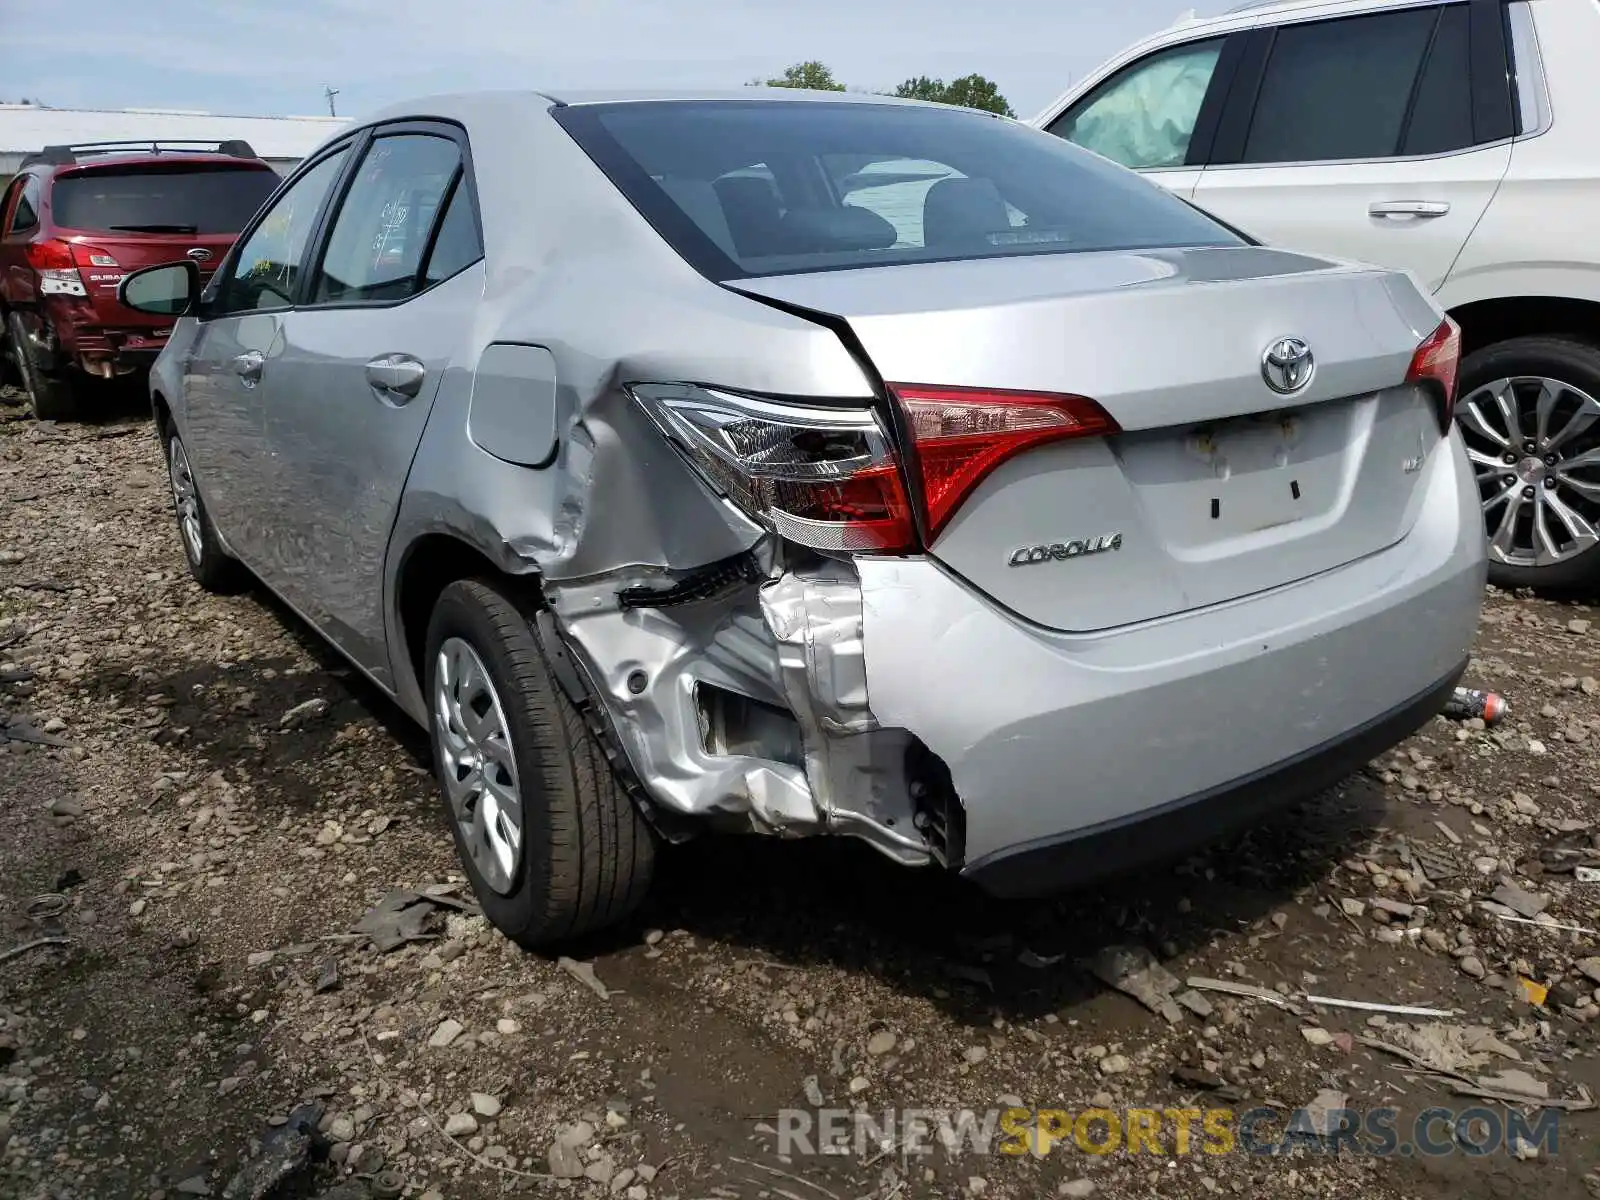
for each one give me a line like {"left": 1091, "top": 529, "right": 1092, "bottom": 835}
{"left": 0, "top": 105, "right": 345, "bottom": 185}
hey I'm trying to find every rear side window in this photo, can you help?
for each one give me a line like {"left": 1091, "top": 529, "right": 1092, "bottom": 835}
{"left": 422, "top": 177, "right": 483, "bottom": 286}
{"left": 1047, "top": 38, "right": 1226, "bottom": 169}
{"left": 9, "top": 177, "right": 41, "bottom": 233}
{"left": 1241, "top": 7, "right": 1442, "bottom": 163}
{"left": 1402, "top": 4, "right": 1473, "bottom": 155}
{"left": 556, "top": 100, "right": 1240, "bottom": 281}
{"left": 50, "top": 165, "right": 280, "bottom": 234}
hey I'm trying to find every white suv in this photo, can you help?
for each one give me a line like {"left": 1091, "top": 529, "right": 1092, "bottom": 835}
{"left": 1036, "top": 0, "right": 1600, "bottom": 589}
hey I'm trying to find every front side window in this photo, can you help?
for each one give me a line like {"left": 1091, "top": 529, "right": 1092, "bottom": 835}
{"left": 1241, "top": 7, "right": 1442, "bottom": 163}
{"left": 1046, "top": 38, "right": 1225, "bottom": 170}
{"left": 313, "top": 133, "right": 464, "bottom": 304}
{"left": 219, "top": 147, "right": 350, "bottom": 315}
{"left": 49, "top": 165, "right": 279, "bottom": 234}
{"left": 557, "top": 100, "right": 1240, "bottom": 281}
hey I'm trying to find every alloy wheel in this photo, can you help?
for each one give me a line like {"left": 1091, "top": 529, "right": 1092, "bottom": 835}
{"left": 433, "top": 636, "right": 524, "bottom": 895}
{"left": 1456, "top": 375, "right": 1600, "bottom": 568}
{"left": 166, "top": 437, "right": 205, "bottom": 566}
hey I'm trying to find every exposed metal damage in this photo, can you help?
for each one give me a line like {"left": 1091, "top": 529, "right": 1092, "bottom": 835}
{"left": 543, "top": 549, "right": 934, "bottom": 867}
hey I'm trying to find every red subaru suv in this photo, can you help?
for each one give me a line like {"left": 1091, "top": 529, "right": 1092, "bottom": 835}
{"left": 0, "top": 140, "right": 281, "bottom": 419}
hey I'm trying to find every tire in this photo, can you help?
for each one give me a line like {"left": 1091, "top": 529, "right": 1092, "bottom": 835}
{"left": 1456, "top": 335, "right": 1600, "bottom": 592}
{"left": 160, "top": 418, "right": 249, "bottom": 594}
{"left": 425, "top": 579, "right": 656, "bottom": 946}
{"left": 6, "top": 311, "right": 76, "bottom": 421}
{"left": 0, "top": 312, "right": 18, "bottom": 390}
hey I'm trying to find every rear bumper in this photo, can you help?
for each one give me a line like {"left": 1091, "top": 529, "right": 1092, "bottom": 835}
{"left": 33, "top": 299, "right": 169, "bottom": 372}
{"left": 962, "top": 661, "right": 1464, "bottom": 896}
{"left": 856, "top": 432, "right": 1485, "bottom": 897}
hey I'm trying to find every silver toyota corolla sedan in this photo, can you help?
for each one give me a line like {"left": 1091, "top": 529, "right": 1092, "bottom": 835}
{"left": 120, "top": 88, "right": 1485, "bottom": 945}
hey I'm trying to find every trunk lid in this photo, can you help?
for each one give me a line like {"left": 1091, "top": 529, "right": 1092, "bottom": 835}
{"left": 735, "top": 245, "right": 1446, "bottom": 632}
{"left": 51, "top": 161, "right": 280, "bottom": 328}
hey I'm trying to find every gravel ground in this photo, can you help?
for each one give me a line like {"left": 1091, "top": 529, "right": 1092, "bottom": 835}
{"left": 4, "top": 384, "right": 1600, "bottom": 1200}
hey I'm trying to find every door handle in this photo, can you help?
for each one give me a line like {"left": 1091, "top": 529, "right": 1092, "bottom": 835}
{"left": 231, "top": 350, "right": 264, "bottom": 388}
{"left": 1369, "top": 200, "right": 1450, "bottom": 219}
{"left": 364, "top": 353, "right": 426, "bottom": 402}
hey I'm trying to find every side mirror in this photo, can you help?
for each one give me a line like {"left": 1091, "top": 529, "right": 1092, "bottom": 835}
{"left": 118, "top": 260, "right": 201, "bottom": 317}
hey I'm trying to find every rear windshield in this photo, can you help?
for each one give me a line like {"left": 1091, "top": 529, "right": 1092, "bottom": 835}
{"left": 51, "top": 165, "right": 280, "bottom": 234}
{"left": 554, "top": 100, "right": 1242, "bottom": 280}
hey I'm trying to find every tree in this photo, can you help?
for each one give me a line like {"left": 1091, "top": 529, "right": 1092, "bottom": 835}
{"left": 757, "top": 61, "right": 847, "bottom": 91}
{"left": 890, "top": 76, "right": 946, "bottom": 104}
{"left": 892, "top": 73, "right": 1015, "bottom": 118}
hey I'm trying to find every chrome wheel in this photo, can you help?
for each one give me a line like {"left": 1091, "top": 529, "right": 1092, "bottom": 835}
{"left": 167, "top": 436, "right": 204, "bottom": 566}
{"left": 433, "top": 636, "right": 523, "bottom": 895}
{"left": 1457, "top": 375, "right": 1600, "bottom": 568}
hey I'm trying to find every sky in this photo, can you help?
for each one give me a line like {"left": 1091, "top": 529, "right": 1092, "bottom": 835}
{"left": 0, "top": 0, "right": 1215, "bottom": 125}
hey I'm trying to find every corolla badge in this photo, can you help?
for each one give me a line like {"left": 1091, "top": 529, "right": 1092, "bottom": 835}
{"left": 1008, "top": 533, "right": 1123, "bottom": 567}
{"left": 1261, "top": 336, "right": 1314, "bottom": 395}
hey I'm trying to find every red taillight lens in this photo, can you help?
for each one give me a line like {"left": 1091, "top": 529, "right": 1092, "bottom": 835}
{"left": 24, "top": 239, "right": 76, "bottom": 271}
{"left": 629, "top": 385, "right": 917, "bottom": 553}
{"left": 889, "top": 384, "right": 1120, "bottom": 539}
{"left": 23, "top": 239, "right": 89, "bottom": 298}
{"left": 1406, "top": 317, "right": 1462, "bottom": 434}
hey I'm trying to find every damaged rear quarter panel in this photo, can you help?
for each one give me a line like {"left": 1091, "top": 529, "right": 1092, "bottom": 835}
{"left": 381, "top": 94, "right": 878, "bottom": 730}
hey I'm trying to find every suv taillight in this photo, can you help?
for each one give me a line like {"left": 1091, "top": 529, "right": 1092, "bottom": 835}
{"left": 1406, "top": 317, "right": 1462, "bottom": 434}
{"left": 629, "top": 384, "right": 916, "bottom": 552}
{"left": 23, "top": 239, "right": 88, "bottom": 298}
{"left": 890, "top": 384, "right": 1120, "bottom": 540}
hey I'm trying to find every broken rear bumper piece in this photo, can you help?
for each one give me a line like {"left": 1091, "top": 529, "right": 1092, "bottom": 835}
{"left": 546, "top": 559, "right": 936, "bottom": 868}
{"left": 545, "top": 433, "right": 1481, "bottom": 897}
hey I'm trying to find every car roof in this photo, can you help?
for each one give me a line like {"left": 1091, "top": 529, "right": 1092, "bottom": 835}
{"left": 26, "top": 151, "right": 272, "bottom": 179}
{"left": 1175, "top": 0, "right": 1438, "bottom": 31}
{"left": 355, "top": 86, "right": 951, "bottom": 129}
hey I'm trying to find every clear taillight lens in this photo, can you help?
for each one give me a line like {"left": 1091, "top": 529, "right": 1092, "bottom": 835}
{"left": 629, "top": 384, "right": 916, "bottom": 552}
{"left": 890, "top": 383, "right": 1120, "bottom": 539}
{"left": 1406, "top": 317, "right": 1462, "bottom": 434}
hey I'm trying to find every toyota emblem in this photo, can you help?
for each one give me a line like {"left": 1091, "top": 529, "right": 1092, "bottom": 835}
{"left": 1261, "top": 336, "right": 1314, "bottom": 395}
{"left": 186, "top": 247, "right": 213, "bottom": 262}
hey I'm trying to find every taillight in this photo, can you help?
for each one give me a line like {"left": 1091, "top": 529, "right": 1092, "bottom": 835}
{"left": 629, "top": 384, "right": 916, "bottom": 552}
{"left": 68, "top": 244, "right": 120, "bottom": 270}
{"left": 24, "top": 240, "right": 74, "bottom": 270}
{"left": 1406, "top": 317, "right": 1462, "bottom": 434}
{"left": 23, "top": 239, "right": 88, "bottom": 298}
{"left": 890, "top": 384, "right": 1120, "bottom": 539}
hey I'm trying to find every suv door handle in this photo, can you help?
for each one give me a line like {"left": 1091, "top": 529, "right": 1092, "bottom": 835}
{"left": 364, "top": 353, "right": 426, "bottom": 402}
{"left": 231, "top": 350, "right": 264, "bottom": 388}
{"left": 1369, "top": 200, "right": 1451, "bottom": 219}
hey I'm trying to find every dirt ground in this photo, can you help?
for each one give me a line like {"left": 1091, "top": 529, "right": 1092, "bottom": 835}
{"left": 4, "top": 384, "right": 1600, "bottom": 1200}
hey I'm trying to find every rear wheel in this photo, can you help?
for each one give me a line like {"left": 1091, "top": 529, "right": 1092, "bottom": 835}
{"left": 6, "top": 312, "right": 75, "bottom": 421}
{"left": 425, "top": 579, "right": 656, "bottom": 946}
{"left": 0, "top": 312, "right": 18, "bottom": 390}
{"left": 1455, "top": 336, "right": 1600, "bottom": 591}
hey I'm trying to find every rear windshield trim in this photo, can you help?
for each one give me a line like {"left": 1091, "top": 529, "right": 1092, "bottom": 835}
{"left": 552, "top": 99, "right": 1242, "bottom": 283}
